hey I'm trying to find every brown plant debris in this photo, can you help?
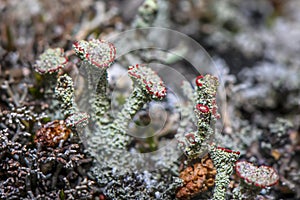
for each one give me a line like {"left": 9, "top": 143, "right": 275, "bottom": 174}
{"left": 34, "top": 120, "right": 71, "bottom": 147}
{"left": 176, "top": 155, "right": 217, "bottom": 199}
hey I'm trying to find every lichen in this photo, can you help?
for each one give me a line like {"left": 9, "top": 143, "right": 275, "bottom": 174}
{"left": 133, "top": 0, "right": 158, "bottom": 28}
{"left": 55, "top": 74, "right": 79, "bottom": 117}
{"left": 233, "top": 161, "right": 279, "bottom": 200}
{"left": 73, "top": 39, "right": 115, "bottom": 129}
{"left": 209, "top": 146, "right": 240, "bottom": 200}
{"left": 33, "top": 39, "right": 279, "bottom": 200}
{"left": 34, "top": 48, "right": 67, "bottom": 74}
{"left": 176, "top": 75, "right": 220, "bottom": 160}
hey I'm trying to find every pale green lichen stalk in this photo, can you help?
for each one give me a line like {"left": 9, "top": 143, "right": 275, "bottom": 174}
{"left": 110, "top": 87, "right": 148, "bottom": 144}
{"left": 91, "top": 71, "right": 112, "bottom": 128}
{"left": 176, "top": 74, "right": 241, "bottom": 199}
{"left": 55, "top": 74, "right": 89, "bottom": 129}
{"left": 110, "top": 64, "right": 167, "bottom": 148}
{"left": 209, "top": 146, "right": 240, "bottom": 200}
{"left": 133, "top": 0, "right": 158, "bottom": 28}
{"left": 55, "top": 74, "right": 78, "bottom": 117}
{"left": 176, "top": 74, "right": 220, "bottom": 159}
{"left": 73, "top": 39, "right": 116, "bottom": 129}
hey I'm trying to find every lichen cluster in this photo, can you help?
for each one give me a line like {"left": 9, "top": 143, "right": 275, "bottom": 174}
{"left": 49, "top": 38, "right": 183, "bottom": 199}
{"left": 26, "top": 37, "right": 280, "bottom": 199}
{"left": 1, "top": 0, "right": 299, "bottom": 199}
{"left": 1, "top": 40, "right": 282, "bottom": 199}
{"left": 174, "top": 73, "right": 279, "bottom": 199}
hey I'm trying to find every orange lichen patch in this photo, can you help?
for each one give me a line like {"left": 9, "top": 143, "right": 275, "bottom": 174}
{"left": 34, "top": 120, "right": 71, "bottom": 147}
{"left": 176, "top": 155, "right": 217, "bottom": 199}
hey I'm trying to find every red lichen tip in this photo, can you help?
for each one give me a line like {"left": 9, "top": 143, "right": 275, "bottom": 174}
{"left": 195, "top": 104, "right": 210, "bottom": 113}
{"left": 216, "top": 147, "right": 240, "bottom": 155}
{"left": 34, "top": 48, "right": 67, "bottom": 74}
{"left": 195, "top": 75, "right": 204, "bottom": 87}
{"left": 65, "top": 112, "right": 90, "bottom": 128}
{"left": 73, "top": 39, "right": 116, "bottom": 69}
{"left": 235, "top": 161, "right": 279, "bottom": 188}
{"left": 185, "top": 133, "right": 197, "bottom": 144}
{"left": 177, "top": 140, "right": 186, "bottom": 150}
{"left": 128, "top": 64, "right": 167, "bottom": 100}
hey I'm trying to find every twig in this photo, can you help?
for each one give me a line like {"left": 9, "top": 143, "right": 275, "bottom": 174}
{"left": 2, "top": 81, "right": 19, "bottom": 106}
{"left": 75, "top": 2, "right": 117, "bottom": 40}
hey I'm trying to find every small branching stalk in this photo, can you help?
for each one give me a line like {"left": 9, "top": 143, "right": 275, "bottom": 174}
{"left": 110, "top": 64, "right": 167, "bottom": 148}
{"left": 176, "top": 74, "right": 241, "bottom": 199}
{"left": 55, "top": 74, "right": 78, "bottom": 117}
{"left": 34, "top": 48, "right": 67, "bottom": 95}
{"left": 55, "top": 74, "right": 89, "bottom": 130}
{"left": 209, "top": 146, "right": 240, "bottom": 200}
{"left": 176, "top": 75, "right": 220, "bottom": 159}
{"left": 73, "top": 39, "right": 116, "bottom": 129}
